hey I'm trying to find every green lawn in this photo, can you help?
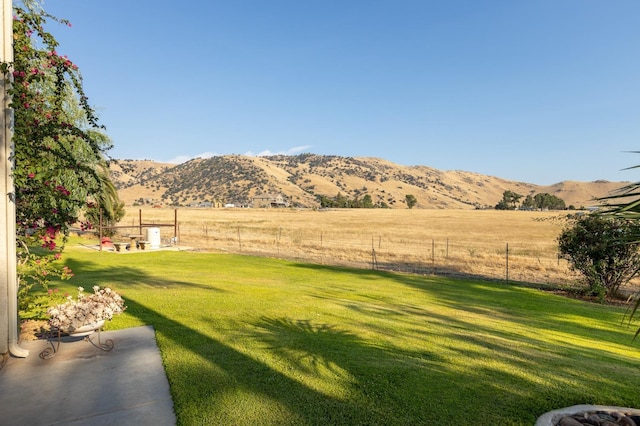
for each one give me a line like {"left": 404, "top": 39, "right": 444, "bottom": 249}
{"left": 42, "top": 242, "right": 640, "bottom": 425}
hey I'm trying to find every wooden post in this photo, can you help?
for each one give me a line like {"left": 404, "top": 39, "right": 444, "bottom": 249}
{"left": 446, "top": 238, "right": 449, "bottom": 259}
{"left": 432, "top": 239, "right": 435, "bottom": 273}
{"left": 432, "top": 239, "right": 435, "bottom": 263}
{"left": 506, "top": 243, "right": 509, "bottom": 282}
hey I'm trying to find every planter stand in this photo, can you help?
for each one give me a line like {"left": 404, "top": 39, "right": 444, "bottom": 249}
{"left": 39, "top": 321, "right": 114, "bottom": 359}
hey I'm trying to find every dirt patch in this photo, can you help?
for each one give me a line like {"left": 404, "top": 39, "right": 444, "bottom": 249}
{"left": 19, "top": 320, "right": 51, "bottom": 341}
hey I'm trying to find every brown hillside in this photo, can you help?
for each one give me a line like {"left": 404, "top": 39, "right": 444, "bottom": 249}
{"left": 109, "top": 155, "right": 627, "bottom": 209}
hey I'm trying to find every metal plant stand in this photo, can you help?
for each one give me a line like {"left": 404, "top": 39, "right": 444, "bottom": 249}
{"left": 39, "top": 324, "right": 114, "bottom": 359}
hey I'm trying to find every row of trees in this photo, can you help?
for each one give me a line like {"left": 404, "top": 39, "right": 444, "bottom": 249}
{"left": 317, "top": 193, "right": 387, "bottom": 209}
{"left": 316, "top": 193, "right": 418, "bottom": 209}
{"left": 495, "top": 190, "right": 567, "bottom": 210}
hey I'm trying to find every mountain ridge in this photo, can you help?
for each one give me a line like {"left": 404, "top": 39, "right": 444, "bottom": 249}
{"left": 109, "top": 154, "right": 627, "bottom": 209}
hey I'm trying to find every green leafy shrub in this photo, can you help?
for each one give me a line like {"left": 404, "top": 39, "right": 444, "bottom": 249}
{"left": 558, "top": 214, "right": 640, "bottom": 299}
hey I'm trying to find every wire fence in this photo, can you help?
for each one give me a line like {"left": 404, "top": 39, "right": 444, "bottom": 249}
{"left": 115, "top": 208, "right": 640, "bottom": 296}
{"left": 173, "top": 223, "right": 591, "bottom": 289}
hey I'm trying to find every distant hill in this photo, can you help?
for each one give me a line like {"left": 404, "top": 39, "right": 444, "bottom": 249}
{"left": 109, "top": 154, "right": 627, "bottom": 209}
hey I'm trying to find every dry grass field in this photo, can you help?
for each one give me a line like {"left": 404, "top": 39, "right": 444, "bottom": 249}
{"left": 111, "top": 207, "right": 591, "bottom": 288}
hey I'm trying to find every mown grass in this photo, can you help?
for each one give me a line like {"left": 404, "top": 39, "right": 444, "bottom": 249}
{"left": 41, "top": 240, "right": 640, "bottom": 425}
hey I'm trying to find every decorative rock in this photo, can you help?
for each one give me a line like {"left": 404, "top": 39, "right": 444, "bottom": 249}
{"left": 558, "top": 417, "right": 583, "bottom": 426}
{"left": 615, "top": 413, "right": 637, "bottom": 426}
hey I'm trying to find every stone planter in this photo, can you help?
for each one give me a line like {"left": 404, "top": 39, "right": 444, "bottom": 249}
{"left": 535, "top": 405, "right": 640, "bottom": 426}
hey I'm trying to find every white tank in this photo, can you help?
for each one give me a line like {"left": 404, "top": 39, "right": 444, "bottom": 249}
{"left": 146, "top": 227, "right": 161, "bottom": 249}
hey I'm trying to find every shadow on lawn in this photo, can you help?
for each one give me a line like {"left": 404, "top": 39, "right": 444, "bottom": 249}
{"left": 122, "top": 297, "right": 441, "bottom": 425}
{"left": 58, "top": 259, "right": 539, "bottom": 423}
{"left": 290, "top": 263, "right": 640, "bottom": 411}
{"left": 292, "top": 262, "right": 639, "bottom": 346}
{"left": 60, "top": 255, "right": 640, "bottom": 423}
{"left": 58, "top": 260, "right": 446, "bottom": 423}
{"left": 63, "top": 258, "right": 229, "bottom": 293}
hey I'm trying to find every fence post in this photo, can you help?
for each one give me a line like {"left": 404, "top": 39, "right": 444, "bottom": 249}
{"left": 371, "top": 248, "right": 378, "bottom": 270}
{"left": 371, "top": 236, "right": 376, "bottom": 270}
{"left": 237, "top": 226, "right": 242, "bottom": 252}
{"left": 505, "top": 243, "right": 509, "bottom": 282}
{"left": 277, "top": 226, "right": 281, "bottom": 256}
{"left": 432, "top": 239, "right": 435, "bottom": 273}
{"left": 174, "top": 209, "right": 178, "bottom": 241}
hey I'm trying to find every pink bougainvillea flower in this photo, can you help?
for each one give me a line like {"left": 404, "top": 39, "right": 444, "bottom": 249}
{"left": 41, "top": 240, "right": 56, "bottom": 250}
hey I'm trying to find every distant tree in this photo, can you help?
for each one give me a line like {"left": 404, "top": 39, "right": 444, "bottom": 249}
{"left": 521, "top": 193, "right": 566, "bottom": 210}
{"left": 335, "top": 192, "right": 348, "bottom": 208}
{"left": 521, "top": 195, "right": 535, "bottom": 210}
{"left": 534, "top": 193, "right": 565, "bottom": 210}
{"left": 361, "top": 194, "right": 373, "bottom": 208}
{"left": 495, "top": 200, "right": 510, "bottom": 210}
{"left": 495, "top": 190, "right": 522, "bottom": 210}
{"left": 317, "top": 192, "right": 378, "bottom": 209}
{"left": 318, "top": 195, "right": 333, "bottom": 208}
{"left": 558, "top": 214, "right": 640, "bottom": 299}
{"left": 405, "top": 194, "right": 417, "bottom": 209}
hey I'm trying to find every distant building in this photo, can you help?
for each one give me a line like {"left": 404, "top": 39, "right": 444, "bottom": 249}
{"left": 189, "top": 201, "right": 214, "bottom": 208}
{"left": 252, "top": 193, "right": 289, "bottom": 208}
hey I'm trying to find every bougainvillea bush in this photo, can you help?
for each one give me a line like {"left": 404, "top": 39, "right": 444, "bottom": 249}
{"left": 2, "top": 2, "right": 120, "bottom": 315}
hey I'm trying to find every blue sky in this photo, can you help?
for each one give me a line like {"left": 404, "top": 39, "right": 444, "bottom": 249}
{"left": 38, "top": 0, "right": 640, "bottom": 185}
